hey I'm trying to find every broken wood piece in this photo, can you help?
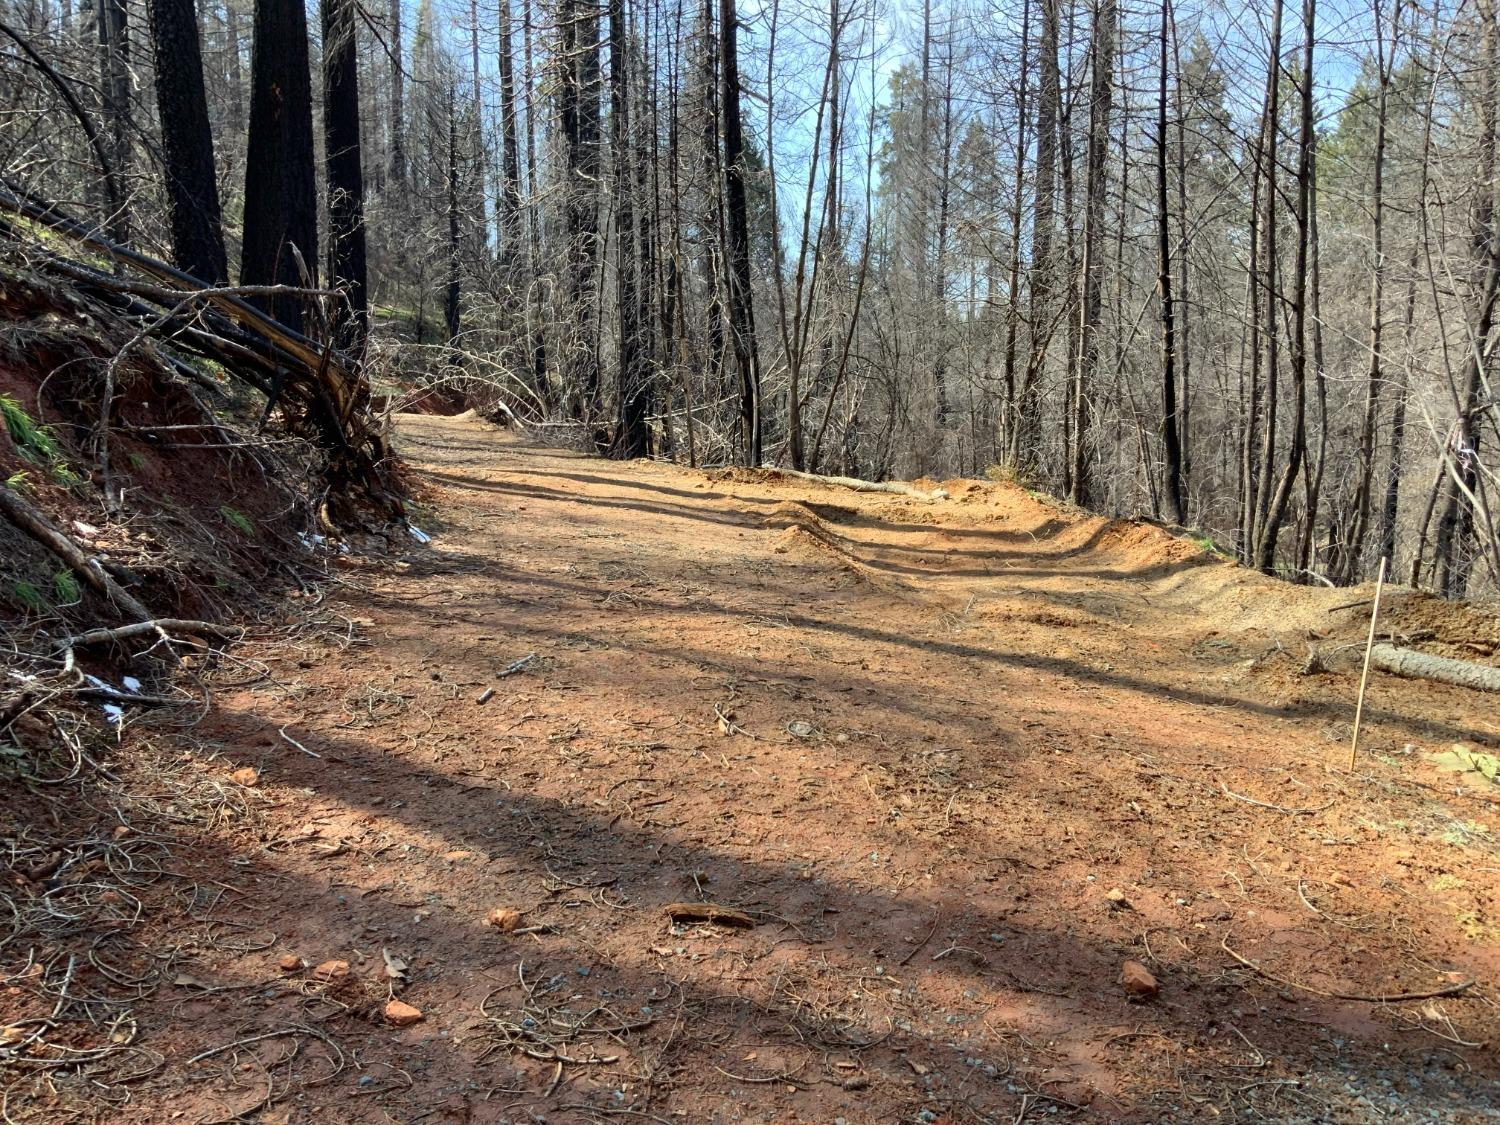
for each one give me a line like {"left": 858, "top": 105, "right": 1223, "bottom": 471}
{"left": 278, "top": 726, "right": 321, "bottom": 758}
{"left": 663, "top": 902, "right": 756, "bottom": 928}
{"left": 499, "top": 653, "right": 538, "bottom": 678}
{"left": 476, "top": 687, "right": 496, "bottom": 705}
{"left": 1369, "top": 644, "right": 1500, "bottom": 694}
{"left": 1220, "top": 782, "right": 1333, "bottom": 816}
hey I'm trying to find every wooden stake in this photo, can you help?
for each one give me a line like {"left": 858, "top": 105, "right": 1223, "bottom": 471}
{"left": 1348, "top": 556, "right": 1388, "bottom": 770}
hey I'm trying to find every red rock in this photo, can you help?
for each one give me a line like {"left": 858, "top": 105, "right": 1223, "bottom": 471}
{"left": 383, "top": 1000, "right": 423, "bottom": 1027}
{"left": 229, "top": 767, "right": 260, "bottom": 787}
{"left": 485, "top": 907, "right": 523, "bottom": 932}
{"left": 312, "top": 959, "right": 349, "bottom": 981}
{"left": 1120, "top": 960, "right": 1159, "bottom": 1000}
{"left": 278, "top": 954, "right": 303, "bottom": 973}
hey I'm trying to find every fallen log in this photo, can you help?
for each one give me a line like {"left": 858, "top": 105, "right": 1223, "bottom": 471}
{"left": 0, "top": 484, "right": 153, "bottom": 624}
{"left": 1370, "top": 644, "right": 1500, "bottom": 693}
{"left": 772, "top": 467, "right": 949, "bottom": 501}
{"left": 662, "top": 902, "right": 756, "bottom": 928}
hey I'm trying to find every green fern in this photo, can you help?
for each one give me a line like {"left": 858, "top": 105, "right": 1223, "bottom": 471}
{"left": 11, "top": 580, "right": 45, "bottom": 612}
{"left": 219, "top": 505, "right": 254, "bottom": 536}
{"left": 51, "top": 570, "right": 80, "bottom": 604}
{"left": 0, "top": 395, "right": 62, "bottom": 463}
{"left": 2, "top": 395, "right": 79, "bottom": 488}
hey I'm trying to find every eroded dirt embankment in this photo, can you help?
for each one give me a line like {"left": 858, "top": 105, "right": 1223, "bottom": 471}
{"left": 5, "top": 412, "right": 1499, "bottom": 1123}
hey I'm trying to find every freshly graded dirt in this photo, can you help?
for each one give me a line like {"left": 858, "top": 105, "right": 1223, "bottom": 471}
{"left": 10, "top": 413, "right": 1500, "bottom": 1122}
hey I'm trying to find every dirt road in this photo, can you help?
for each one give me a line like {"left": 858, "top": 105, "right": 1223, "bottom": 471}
{"left": 23, "top": 413, "right": 1500, "bottom": 1122}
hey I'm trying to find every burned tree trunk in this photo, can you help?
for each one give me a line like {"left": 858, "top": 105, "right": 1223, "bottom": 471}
{"left": 240, "top": 0, "right": 318, "bottom": 331}
{"left": 560, "top": 0, "right": 603, "bottom": 419}
{"left": 146, "top": 0, "right": 228, "bottom": 284}
{"left": 321, "top": 0, "right": 369, "bottom": 353}
{"left": 1068, "top": 0, "right": 1115, "bottom": 507}
{"left": 720, "top": 0, "right": 761, "bottom": 465}
{"left": 610, "top": 0, "right": 648, "bottom": 457}
{"left": 1156, "top": 0, "right": 1184, "bottom": 526}
{"left": 1431, "top": 0, "right": 1499, "bottom": 598}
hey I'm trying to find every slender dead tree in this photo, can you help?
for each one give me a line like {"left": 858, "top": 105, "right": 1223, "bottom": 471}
{"left": 497, "top": 0, "right": 522, "bottom": 264}
{"left": 1069, "top": 0, "right": 1115, "bottom": 506}
{"left": 1254, "top": 0, "right": 1316, "bottom": 573}
{"left": 97, "top": 0, "right": 132, "bottom": 243}
{"left": 1156, "top": 0, "right": 1184, "bottom": 525}
{"left": 1241, "top": 0, "right": 1284, "bottom": 556}
{"left": 445, "top": 80, "right": 462, "bottom": 347}
{"left": 560, "top": 0, "right": 603, "bottom": 419}
{"left": 1431, "top": 0, "right": 1500, "bottom": 596}
{"left": 720, "top": 0, "right": 761, "bottom": 463}
{"left": 322, "top": 0, "right": 369, "bottom": 352}
{"left": 390, "top": 0, "right": 407, "bottom": 186}
{"left": 1014, "top": 0, "right": 1060, "bottom": 473}
{"left": 1334, "top": 0, "right": 1400, "bottom": 582}
{"left": 611, "top": 0, "right": 648, "bottom": 456}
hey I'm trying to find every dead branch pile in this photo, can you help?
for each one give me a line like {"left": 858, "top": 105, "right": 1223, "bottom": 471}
{"left": 0, "top": 185, "right": 402, "bottom": 527}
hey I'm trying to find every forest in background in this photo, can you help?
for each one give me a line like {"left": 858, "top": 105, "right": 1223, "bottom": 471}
{"left": 2, "top": 0, "right": 1499, "bottom": 596}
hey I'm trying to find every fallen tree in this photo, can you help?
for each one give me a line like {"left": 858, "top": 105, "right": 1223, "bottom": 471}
{"left": 771, "top": 466, "right": 950, "bottom": 501}
{"left": 0, "top": 483, "right": 154, "bottom": 623}
{"left": 1370, "top": 644, "right": 1500, "bottom": 693}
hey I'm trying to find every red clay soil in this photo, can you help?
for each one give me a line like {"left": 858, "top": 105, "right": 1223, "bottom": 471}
{"left": 7, "top": 412, "right": 1500, "bottom": 1123}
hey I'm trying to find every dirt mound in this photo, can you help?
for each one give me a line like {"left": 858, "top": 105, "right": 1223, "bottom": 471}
{"left": 1385, "top": 592, "right": 1500, "bottom": 667}
{"left": 764, "top": 501, "right": 913, "bottom": 593}
{"left": 765, "top": 503, "right": 856, "bottom": 566}
{"left": 1093, "top": 518, "right": 1218, "bottom": 570}
{"left": 706, "top": 465, "right": 784, "bottom": 486}
{"left": 980, "top": 601, "right": 1102, "bottom": 629}
{"left": 772, "top": 522, "right": 846, "bottom": 562}
{"left": 757, "top": 466, "right": 1496, "bottom": 677}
